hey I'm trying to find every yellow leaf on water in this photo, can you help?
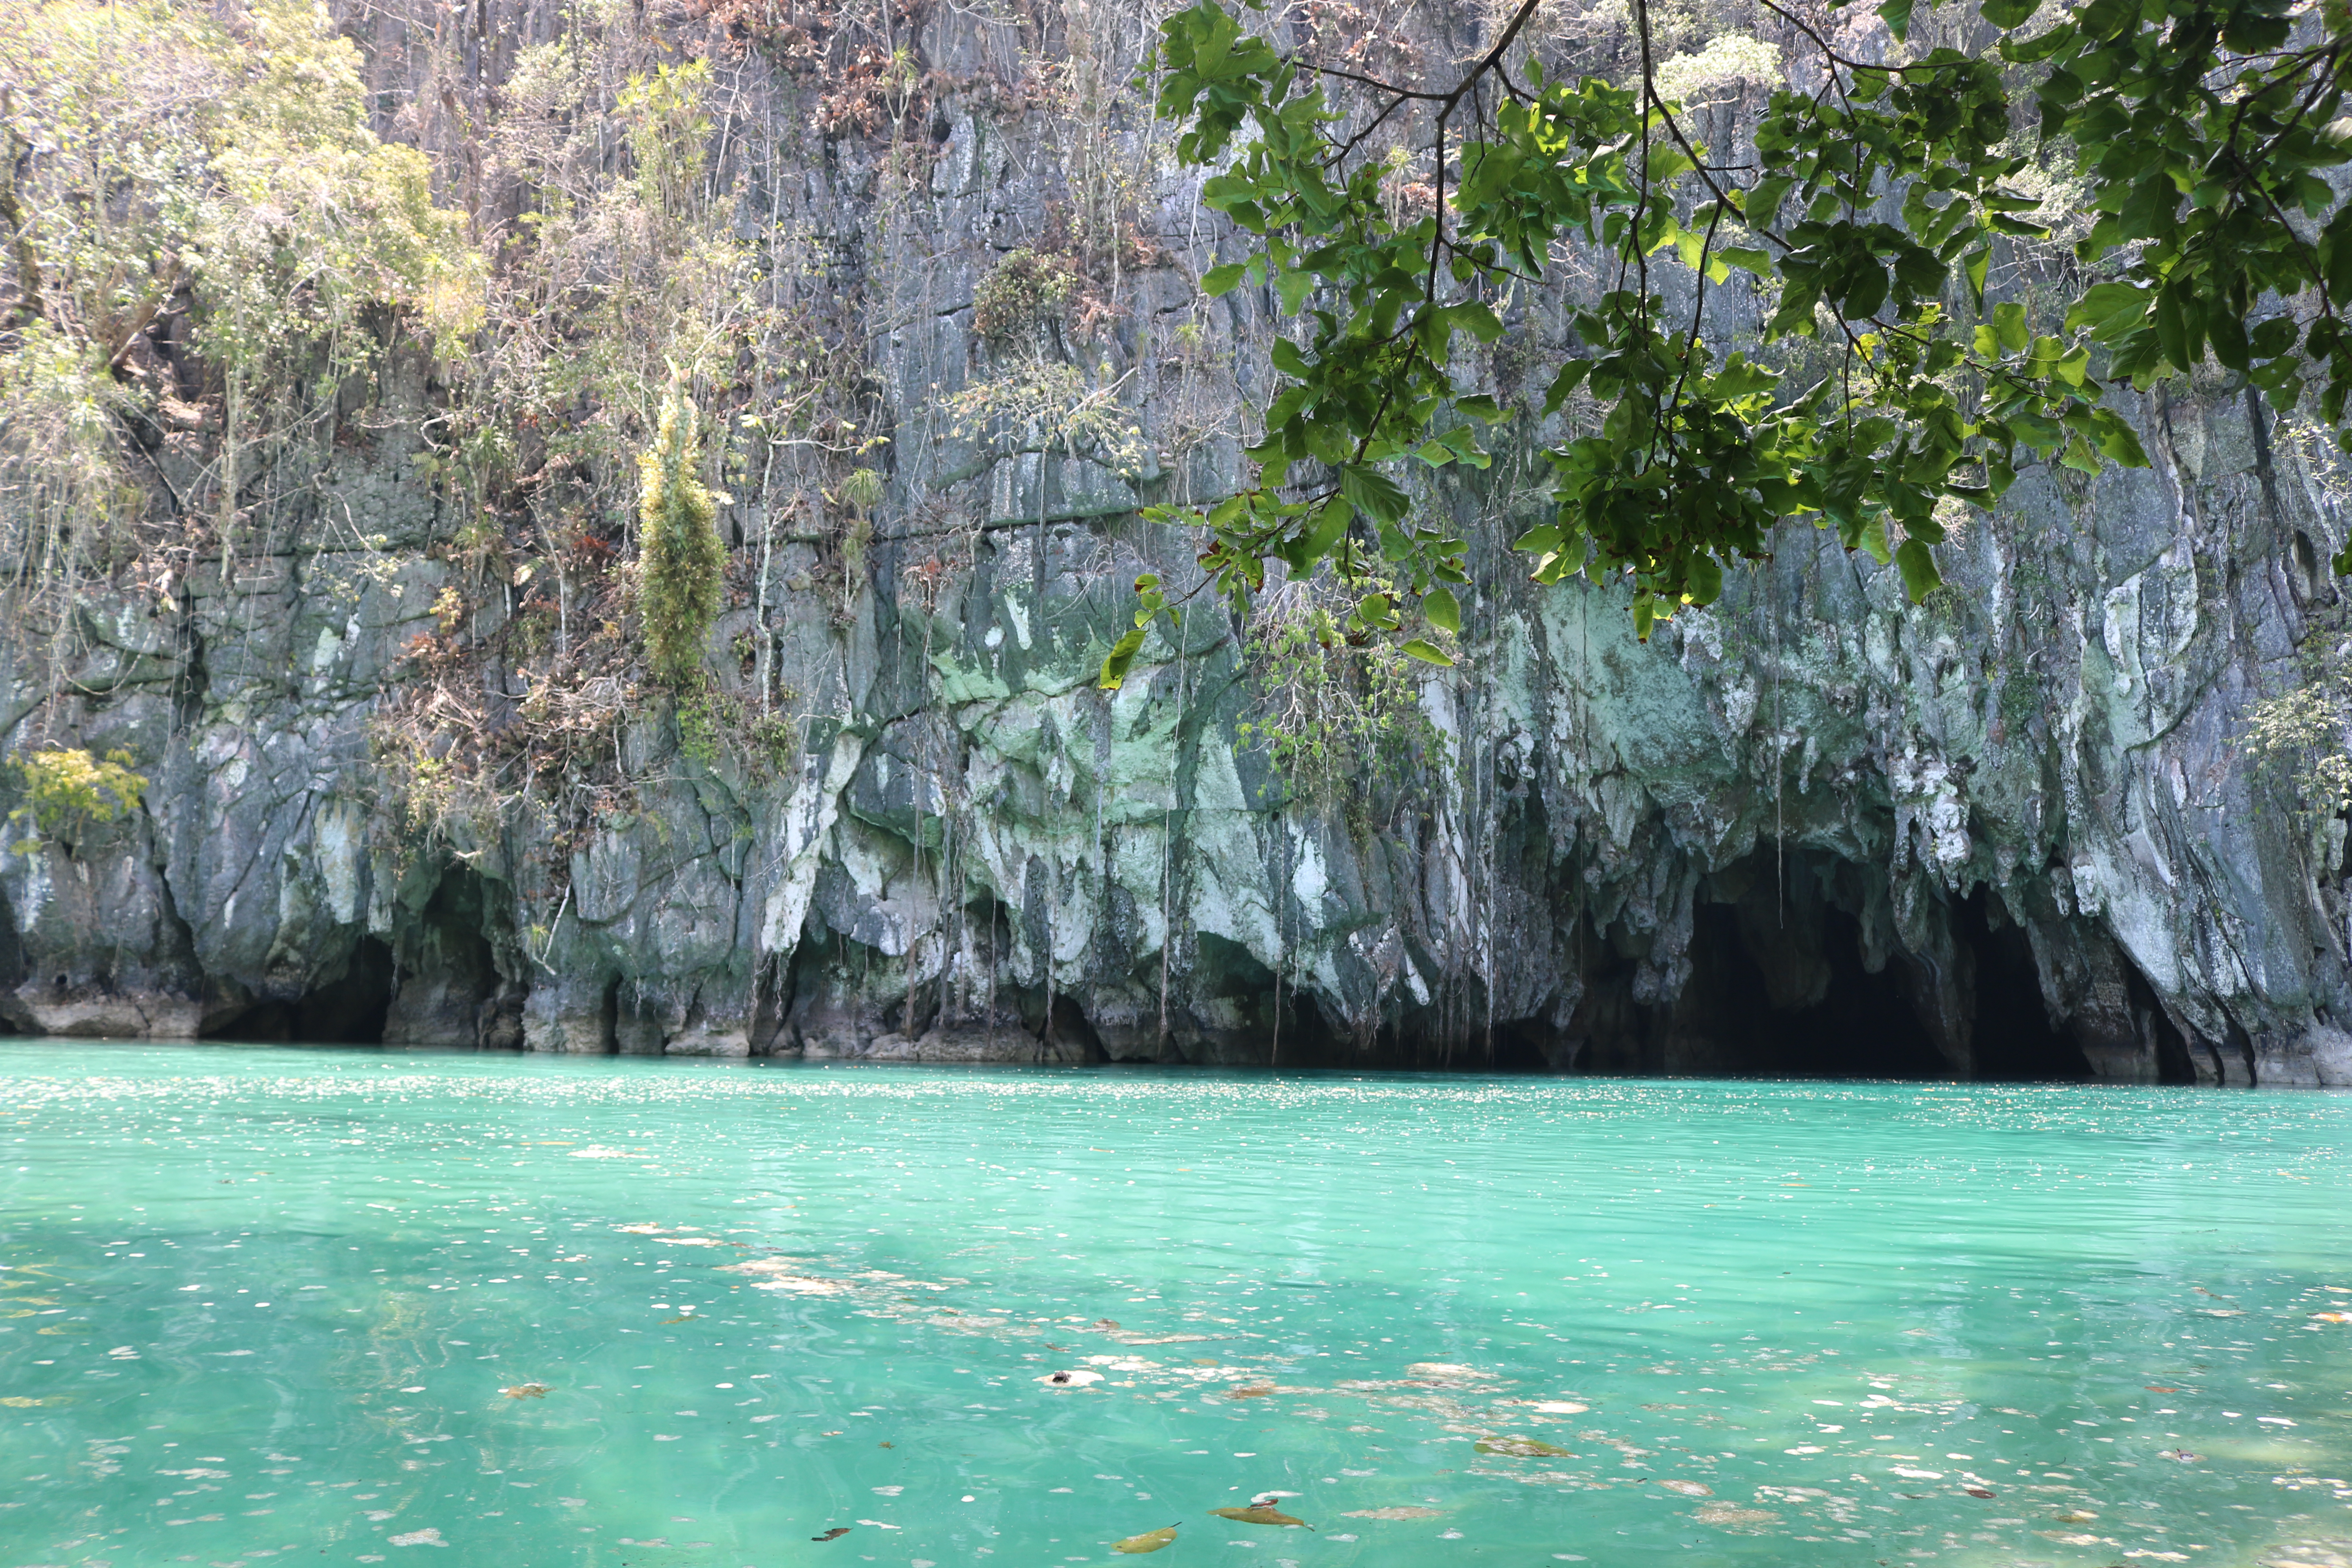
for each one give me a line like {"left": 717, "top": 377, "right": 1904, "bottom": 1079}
{"left": 2311, "top": 1312, "right": 2352, "bottom": 1323}
{"left": 1209, "top": 1506, "right": 1310, "bottom": 1527}
{"left": 501, "top": 1384, "right": 548, "bottom": 1399}
{"left": 1112, "top": 1525, "right": 1180, "bottom": 1553}
{"left": 0, "top": 1396, "right": 59, "bottom": 1407}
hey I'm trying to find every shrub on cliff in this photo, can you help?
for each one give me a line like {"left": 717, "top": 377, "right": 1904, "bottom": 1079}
{"left": 5, "top": 747, "right": 146, "bottom": 854}
{"left": 636, "top": 370, "right": 725, "bottom": 688}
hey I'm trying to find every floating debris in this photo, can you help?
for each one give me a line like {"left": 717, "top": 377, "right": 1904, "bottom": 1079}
{"left": 499, "top": 1384, "right": 548, "bottom": 1399}
{"left": 1341, "top": 1506, "right": 1444, "bottom": 1520}
{"left": 1210, "top": 1504, "right": 1312, "bottom": 1527}
{"left": 811, "top": 1526, "right": 851, "bottom": 1542}
{"left": 1112, "top": 1525, "right": 1180, "bottom": 1553}
{"left": 1475, "top": 1437, "right": 1572, "bottom": 1459}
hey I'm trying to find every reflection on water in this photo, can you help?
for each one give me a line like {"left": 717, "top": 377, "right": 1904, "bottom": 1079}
{"left": 2, "top": 1042, "right": 2349, "bottom": 1566}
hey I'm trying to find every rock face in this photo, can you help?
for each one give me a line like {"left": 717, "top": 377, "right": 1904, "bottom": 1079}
{"left": 1, "top": 2, "right": 2347, "bottom": 1085}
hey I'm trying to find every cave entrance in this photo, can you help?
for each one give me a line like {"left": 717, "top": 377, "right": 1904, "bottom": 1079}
{"left": 383, "top": 865, "right": 522, "bottom": 1049}
{"left": 1958, "top": 887, "right": 2089, "bottom": 1081}
{"left": 1651, "top": 847, "right": 2090, "bottom": 1082}
{"left": 1677, "top": 880, "right": 1950, "bottom": 1078}
{"left": 209, "top": 936, "right": 395, "bottom": 1044}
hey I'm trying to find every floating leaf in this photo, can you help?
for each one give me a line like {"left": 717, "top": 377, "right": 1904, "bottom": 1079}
{"left": 501, "top": 1383, "right": 549, "bottom": 1399}
{"left": 1966, "top": 1488, "right": 1996, "bottom": 1499}
{"left": 1113, "top": 1525, "right": 1181, "bottom": 1553}
{"left": 1475, "top": 1436, "right": 1571, "bottom": 1458}
{"left": 1210, "top": 1506, "right": 1311, "bottom": 1527}
{"left": 2312, "top": 1312, "right": 2352, "bottom": 1323}
{"left": 812, "top": 1526, "right": 852, "bottom": 1541}
{"left": 2145, "top": 1385, "right": 2180, "bottom": 1392}
{"left": 1227, "top": 1383, "right": 1275, "bottom": 1399}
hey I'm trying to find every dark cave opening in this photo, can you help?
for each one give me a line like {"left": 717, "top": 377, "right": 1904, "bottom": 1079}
{"left": 1959, "top": 887, "right": 2092, "bottom": 1082}
{"left": 210, "top": 936, "right": 395, "bottom": 1044}
{"left": 1679, "top": 893, "right": 1954, "bottom": 1078}
{"left": 1568, "top": 847, "right": 2098, "bottom": 1082}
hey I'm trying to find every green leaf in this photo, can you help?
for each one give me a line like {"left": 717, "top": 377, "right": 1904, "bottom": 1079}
{"left": 2208, "top": 307, "right": 2249, "bottom": 371}
{"left": 1745, "top": 177, "right": 1792, "bottom": 229}
{"left": 1338, "top": 465, "right": 1410, "bottom": 524}
{"left": 1099, "top": 625, "right": 1149, "bottom": 690}
{"left": 2089, "top": 409, "right": 2149, "bottom": 466}
{"left": 1992, "top": 301, "right": 2029, "bottom": 354}
{"left": 1400, "top": 637, "right": 1455, "bottom": 666}
{"left": 1683, "top": 552, "right": 1723, "bottom": 606}
{"left": 1543, "top": 359, "right": 1592, "bottom": 414}
{"left": 1277, "top": 496, "right": 1354, "bottom": 572}
{"left": 1201, "top": 263, "right": 1246, "bottom": 296}
{"left": 1423, "top": 585, "right": 1461, "bottom": 633}
{"left": 1895, "top": 537, "right": 1940, "bottom": 602}
{"left": 1877, "top": 0, "right": 1916, "bottom": 41}
{"left": 1716, "top": 246, "right": 1773, "bottom": 276}
{"left": 2066, "top": 281, "right": 2151, "bottom": 341}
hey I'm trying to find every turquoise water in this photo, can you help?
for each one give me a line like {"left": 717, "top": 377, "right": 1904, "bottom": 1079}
{"left": 3, "top": 1045, "right": 2350, "bottom": 1568}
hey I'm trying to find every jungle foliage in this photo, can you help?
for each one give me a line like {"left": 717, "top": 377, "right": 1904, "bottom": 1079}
{"left": 1102, "top": 0, "right": 2352, "bottom": 686}
{"left": 0, "top": 0, "right": 481, "bottom": 633}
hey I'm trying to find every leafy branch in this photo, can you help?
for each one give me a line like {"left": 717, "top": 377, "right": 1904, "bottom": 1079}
{"left": 1116, "top": 0, "right": 2350, "bottom": 665}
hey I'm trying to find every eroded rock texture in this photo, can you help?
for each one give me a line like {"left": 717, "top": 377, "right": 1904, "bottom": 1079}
{"left": 1, "top": 0, "right": 2347, "bottom": 1085}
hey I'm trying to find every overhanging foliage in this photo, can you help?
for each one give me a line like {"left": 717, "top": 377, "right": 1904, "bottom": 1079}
{"left": 1102, "top": 0, "right": 2352, "bottom": 686}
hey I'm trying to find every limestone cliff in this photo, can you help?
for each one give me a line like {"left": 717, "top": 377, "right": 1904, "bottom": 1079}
{"left": 2, "top": 0, "right": 2348, "bottom": 1085}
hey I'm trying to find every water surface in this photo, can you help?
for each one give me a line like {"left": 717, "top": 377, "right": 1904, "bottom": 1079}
{"left": 2, "top": 1043, "right": 2349, "bottom": 1567}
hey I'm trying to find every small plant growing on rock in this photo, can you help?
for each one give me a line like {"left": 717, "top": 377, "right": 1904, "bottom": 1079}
{"left": 973, "top": 249, "right": 1076, "bottom": 344}
{"left": 636, "top": 368, "right": 725, "bottom": 688}
{"left": 7, "top": 747, "right": 147, "bottom": 853}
